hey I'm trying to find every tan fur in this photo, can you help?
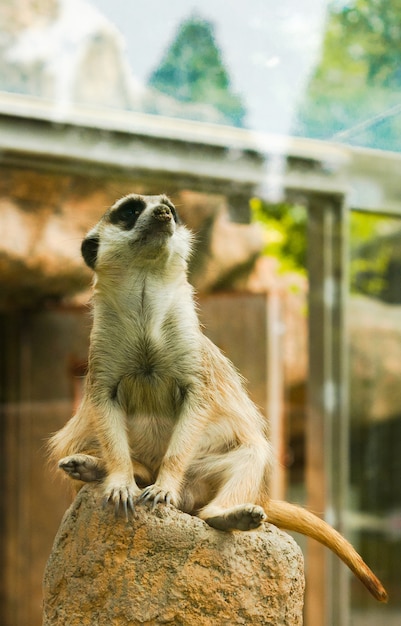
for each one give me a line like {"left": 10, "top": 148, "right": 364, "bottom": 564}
{"left": 49, "top": 193, "right": 387, "bottom": 602}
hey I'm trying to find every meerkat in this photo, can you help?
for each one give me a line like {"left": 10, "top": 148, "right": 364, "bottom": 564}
{"left": 49, "top": 193, "right": 387, "bottom": 602}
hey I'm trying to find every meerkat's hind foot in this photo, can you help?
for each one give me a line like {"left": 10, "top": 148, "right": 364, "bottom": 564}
{"left": 59, "top": 454, "right": 106, "bottom": 482}
{"left": 203, "top": 504, "right": 266, "bottom": 531}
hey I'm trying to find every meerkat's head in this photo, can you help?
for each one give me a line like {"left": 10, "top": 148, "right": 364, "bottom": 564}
{"left": 81, "top": 194, "right": 192, "bottom": 274}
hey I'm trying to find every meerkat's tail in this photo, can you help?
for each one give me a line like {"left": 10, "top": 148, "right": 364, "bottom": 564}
{"left": 47, "top": 411, "right": 93, "bottom": 464}
{"left": 266, "top": 499, "right": 388, "bottom": 603}
{"left": 48, "top": 418, "right": 78, "bottom": 462}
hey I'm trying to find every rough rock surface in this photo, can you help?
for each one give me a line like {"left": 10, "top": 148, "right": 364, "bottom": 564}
{"left": 43, "top": 485, "right": 305, "bottom": 625}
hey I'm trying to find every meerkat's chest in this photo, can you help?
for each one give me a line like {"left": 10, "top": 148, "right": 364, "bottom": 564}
{"left": 94, "top": 282, "right": 200, "bottom": 413}
{"left": 126, "top": 411, "right": 174, "bottom": 470}
{"left": 116, "top": 359, "right": 185, "bottom": 469}
{"left": 119, "top": 362, "right": 185, "bottom": 413}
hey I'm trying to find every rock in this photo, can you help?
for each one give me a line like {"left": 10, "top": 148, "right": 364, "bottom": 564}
{"left": 0, "top": 0, "right": 137, "bottom": 109}
{"left": 0, "top": 178, "right": 263, "bottom": 307}
{"left": 183, "top": 194, "right": 264, "bottom": 293}
{"left": 43, "top": 485, "right": 305, "bottom": 626}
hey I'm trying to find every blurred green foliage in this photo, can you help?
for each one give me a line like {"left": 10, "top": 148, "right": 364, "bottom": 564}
{"left": 295, "top": 0, "right": 401, "bottom": 150}
{"left": 349, "top": 211, "right": 399, "bottom": 299}
{"left": 251, "top": 200, "right": 401, "bottom": 302}
{"left": 250, "top": 198, "right": 307, "bottom": 274}
{"left": 148, "top": 15, "right": 246, "bottom": 127}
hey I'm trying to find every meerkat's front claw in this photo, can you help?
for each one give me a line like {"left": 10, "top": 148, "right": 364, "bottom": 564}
{"left": 127, "top": 494, "right": 135, "bottom": 513}
{"left": 137, "top": 484, "right": 175, "bottom": 509}
{"left": 102, "top": 478, "right": 140, "bottom": 520}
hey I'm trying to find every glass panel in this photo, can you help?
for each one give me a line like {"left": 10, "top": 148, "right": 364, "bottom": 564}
{"left": 249, "top": 197, "right": 309, "bottom": 503}
{"left": 2, "top": 1, "right": 401, "bottom": 624}
{"left": 348, "top": 212, "right": 401, "bottom": 625}
{"left": 1, "top": 1, "right": 401, "bottom": 151}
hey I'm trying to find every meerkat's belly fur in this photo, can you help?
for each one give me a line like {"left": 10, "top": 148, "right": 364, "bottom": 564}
{"left": 49, "top": 193, "right": 387, "bottom": 602}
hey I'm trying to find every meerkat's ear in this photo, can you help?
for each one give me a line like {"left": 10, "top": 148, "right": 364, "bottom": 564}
{"left": 81, "top": 235, "right": 99, "bottom": 269}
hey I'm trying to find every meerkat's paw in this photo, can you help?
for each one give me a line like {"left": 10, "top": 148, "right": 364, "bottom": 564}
{"left": 59, "top": 454, "right": 106, "bottom": 482}
{"left": 137, "top": 483, "right": 177, "bottom": 509}
{"left": 204, "top": 504, "right": 267, "bottom": 531}
{"left": 103, "top": 474, "right": 141, "bottom": 519}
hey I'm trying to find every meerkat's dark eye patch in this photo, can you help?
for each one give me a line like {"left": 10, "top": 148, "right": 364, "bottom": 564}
{"left": 109, "top": 197, "right": 147, "bottom": 230}
{"left": 81, "top": 235, "right": 99, "bottom": 269}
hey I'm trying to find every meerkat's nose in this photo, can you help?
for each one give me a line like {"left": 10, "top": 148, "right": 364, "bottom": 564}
{"left": 153, "top": 205, "right": 173, "bottom": 222}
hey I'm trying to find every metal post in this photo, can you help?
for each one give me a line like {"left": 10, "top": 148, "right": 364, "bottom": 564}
{"left": 267, "top": 291, "right": 286, "bottom": 501}
{"left": 306, "top": 193, "right": 349, "bottom": 626}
